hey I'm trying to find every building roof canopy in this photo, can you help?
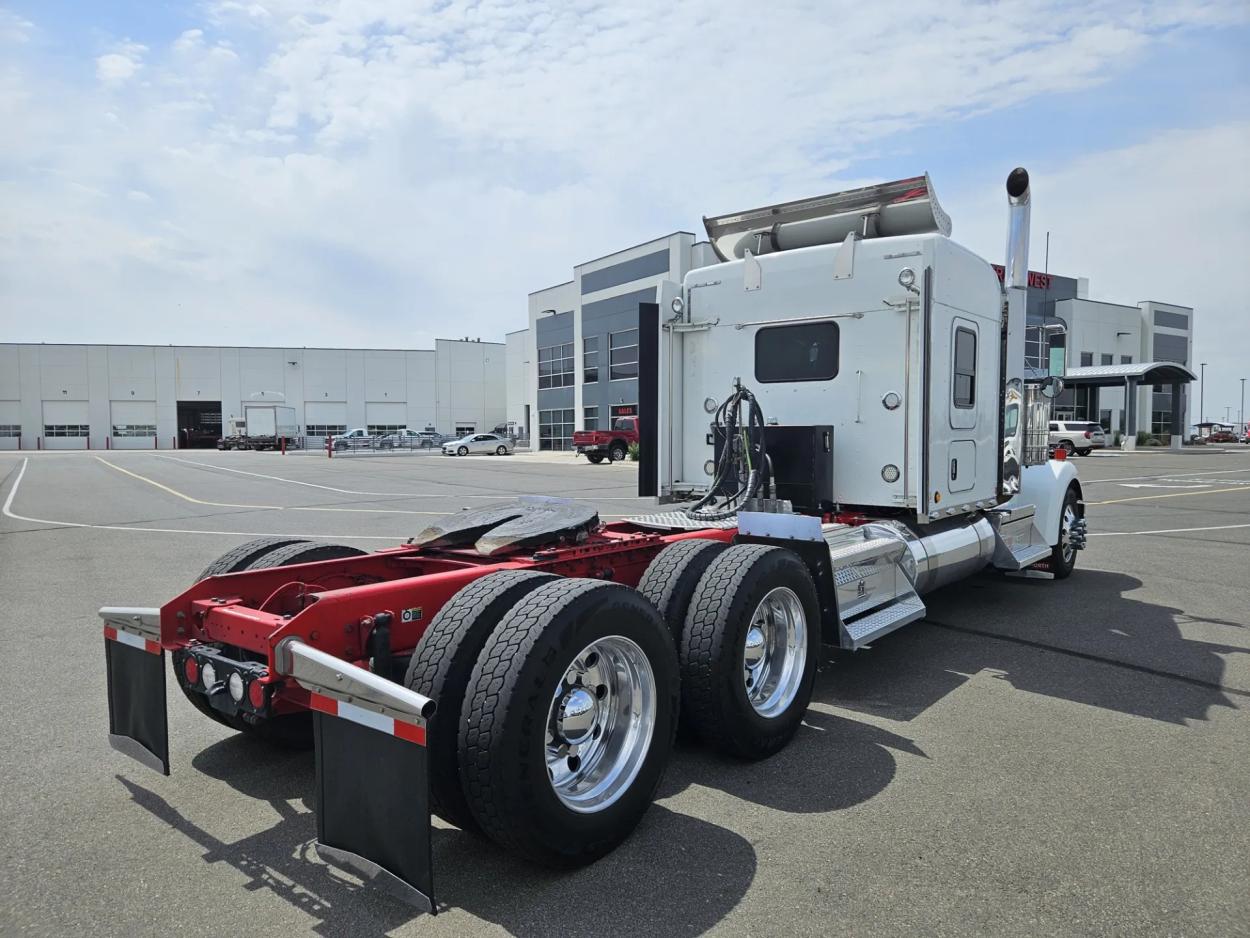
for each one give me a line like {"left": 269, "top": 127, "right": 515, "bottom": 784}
{"left": 1061, "top": 362, "right": 1197, "bottom": 387}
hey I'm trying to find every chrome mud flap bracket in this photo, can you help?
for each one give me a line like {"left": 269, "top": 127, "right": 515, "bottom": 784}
{"left": 100, "top": 607, "right": 168, "bottom": 775}
{"left": 278, "top": 639, "right": 438, "bottom": 913}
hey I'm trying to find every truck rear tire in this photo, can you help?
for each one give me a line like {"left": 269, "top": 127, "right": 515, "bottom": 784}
{"left": 245, "top": 541, "right": 367, "bottom": 569}
{"left": 195, "top": 536, "right": 309, "bottom": 583}
{"left": 637, "top": 539, "right": 728, "bottom": 642}
{"left": 404, "top": 570, "right": 558, "bottom": 832}
{"left": 681, "top": 545, "right": 820, "bottom": 760}
{"left": 587, "top": 454, "right": 604, "bottom": 464}
{"left": 459, "top": 579, "right": 678, "bottom": 866}
{"left": 609, "top": 442, "right": 627, "bottom": 462}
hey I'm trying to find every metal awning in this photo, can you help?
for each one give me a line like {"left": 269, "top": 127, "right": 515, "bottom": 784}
{"left": 1060, "top": 362, "right": 1196, "bottom": 387}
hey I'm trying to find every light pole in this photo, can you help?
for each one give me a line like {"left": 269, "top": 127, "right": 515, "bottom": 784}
{"left": 1240, "top": 377, "right": 1245, "bottom": 432}
{"left": 1200, "top": 362, "right": 1207, "bottom": 423}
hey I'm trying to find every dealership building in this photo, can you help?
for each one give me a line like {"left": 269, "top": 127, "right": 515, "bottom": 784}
{"left": 0, "top": 339, "right": 505, "bottom": 450}
{"left": 991, "top": 265, "right": 1196, "bottom": 437}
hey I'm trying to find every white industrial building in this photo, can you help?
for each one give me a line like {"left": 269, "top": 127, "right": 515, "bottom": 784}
{"left": 0, "top": 339, "right": 506, "bottom": 450}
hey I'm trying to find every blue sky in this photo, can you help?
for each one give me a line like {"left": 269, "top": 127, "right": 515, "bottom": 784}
{"left": 2, "top": 1, "right": 1248, "bottom": 415}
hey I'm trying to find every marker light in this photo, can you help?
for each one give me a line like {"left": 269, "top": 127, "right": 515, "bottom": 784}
{"left": 881, "top": 464, "right": 900, "bottom": 483}
{"left": 671, "top": 296, "right": 685, "bottom": 315}
{"left": 248, "top": 679, "right": 267, "bottom": 710}
{"left": 201, "top": 661, "right": 217, "bottom": 690}
{"left": 183, "top": 657, "right": 199, "bottom": 686}
{"left": 882, "top": 392, "right": 901, "bottom": 411}
{"left": 898, "top": 268, "right": 916, "bottom": 289}
{"left": 227, "top": 671, "right": 245, "bottom": 703}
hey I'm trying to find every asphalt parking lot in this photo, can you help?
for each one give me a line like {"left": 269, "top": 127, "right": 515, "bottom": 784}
{"left": 1, "top": 446, "right": 1247, "bottom": 937}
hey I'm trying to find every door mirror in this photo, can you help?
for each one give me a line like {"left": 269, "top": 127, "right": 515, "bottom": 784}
{"left": 1040, "top": 376, "right": 1064, "bottom": 399}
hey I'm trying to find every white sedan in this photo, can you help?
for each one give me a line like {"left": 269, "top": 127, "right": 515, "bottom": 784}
{"left": 442, "top": 433, "right": 515, "bottom": 456}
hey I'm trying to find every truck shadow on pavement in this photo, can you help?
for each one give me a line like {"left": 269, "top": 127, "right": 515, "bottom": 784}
{"left": 660, "top": 709, "right": 924, "bottom": 814}
{"left": 117, "top": 734, "right": 758, "bottom": 937}
{"left": 819, "top": 568, "right": 1247, "bottom": 725}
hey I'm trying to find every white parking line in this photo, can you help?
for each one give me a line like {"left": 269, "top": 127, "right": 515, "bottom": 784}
{"left": 157, "top": 454, "right": 646, "bottom": 500}
{"left": 1089, "top": 522, "right": 1250, "bottom": 537}
{"left": 1083, "top": 466, "right": 1250, "bottom": 485}
{"left": 1, "top": 458, "right": 401, "bottom": 539}
{"left": 2, "top": 457, "right": 637, "bottom": 539}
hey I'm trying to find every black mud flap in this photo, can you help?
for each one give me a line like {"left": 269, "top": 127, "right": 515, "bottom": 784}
{"left": 312, "top": 705, "right": 435, "bottom": 913}
{"left": 104, "top": 628, "right": 169, "bottom": 775}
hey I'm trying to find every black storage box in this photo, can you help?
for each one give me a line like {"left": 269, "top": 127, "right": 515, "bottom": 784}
{"left": 711, "top": 424, "right": 834, "bottom": 512}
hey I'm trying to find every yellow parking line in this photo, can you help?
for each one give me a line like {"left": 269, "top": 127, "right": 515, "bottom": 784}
{"left": 1088, "top": 485, "right": 1250, "bottom": 506}
{"left": 96, "top": 457, "right": 276, "bottom": 509}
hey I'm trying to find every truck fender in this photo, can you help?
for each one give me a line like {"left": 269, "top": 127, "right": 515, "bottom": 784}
{"left": 1007, "top": 461, "right": 1082, "bottom": 546}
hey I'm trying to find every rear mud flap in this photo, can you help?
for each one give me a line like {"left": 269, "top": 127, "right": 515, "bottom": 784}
{"left": 313, "top": 706, "right": 434, "bottom": 912}
{"left": 101, "top": 608, "right": 169, "bottom": 775}
{"left": 281, "top": 640, "right": 437, "bottom": 913}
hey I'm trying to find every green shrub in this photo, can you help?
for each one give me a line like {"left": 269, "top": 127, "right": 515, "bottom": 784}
{"left": 627, "top": 441, "right": 640, "bottom": 461}
{"left": 1136, "top": 431, "right": 1151, "bottom": 446}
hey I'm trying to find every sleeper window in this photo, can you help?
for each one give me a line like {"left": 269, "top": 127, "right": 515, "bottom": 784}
{"left": 754, "top": 321, "right": 839, "bottom": 383}
{"left": 953, "top": 327, "right": 976, "bottom": 409}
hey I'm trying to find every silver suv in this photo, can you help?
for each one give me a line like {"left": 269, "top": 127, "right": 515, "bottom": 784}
{"left": 1048, "top": 420, "right": 1106, "bottom": 456}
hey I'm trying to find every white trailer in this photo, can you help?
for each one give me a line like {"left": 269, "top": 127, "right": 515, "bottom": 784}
{"left": 241, "top": 404, "right": 298, "bottom": 450}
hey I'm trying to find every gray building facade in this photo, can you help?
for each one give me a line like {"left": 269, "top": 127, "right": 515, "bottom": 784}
{"left": 528, "top": 233, "right": 717, "bottom": 450}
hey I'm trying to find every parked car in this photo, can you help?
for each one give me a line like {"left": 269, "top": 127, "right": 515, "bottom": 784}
{"left": 573, "top": 416, "right": 640, "bottom": 463}
{"left": 442, "top": 432, "right": 514, "bottom": 456}
{"left": 1208, "top": 427, "right": 1237, "bottom": 443}
{"left": 331, "top": 428, "right": 376, "bottom": 451}
{"left": 1047, "top": 420, "right": 1106, "bottom": 456}
{"left": 377, "top": 428, "right": 437, "bottom": 449}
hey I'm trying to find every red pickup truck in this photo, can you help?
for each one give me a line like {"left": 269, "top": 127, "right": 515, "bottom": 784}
{"left": 573, "top": 416, "right": 639, "bottom": 463}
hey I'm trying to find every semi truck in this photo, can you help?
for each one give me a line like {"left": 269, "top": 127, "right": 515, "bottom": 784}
{"left": 100, "top": 168, "right": 1085, "bottom": 913}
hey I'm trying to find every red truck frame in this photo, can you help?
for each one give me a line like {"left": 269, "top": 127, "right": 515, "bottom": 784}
{"left": 102, "top": 515, "right": 735, "bottom": 912}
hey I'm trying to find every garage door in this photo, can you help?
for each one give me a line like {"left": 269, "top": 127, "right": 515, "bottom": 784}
{"left": 42, "top": 400, "right": 89, "bottom": 450}
{"left": 366, "top": 401, "right": 407, "bottom": 434}
{"left": 111, "top": 401, "right": 157, "bottom": 449}
{"left": 305, "top": 402, "right": 347, "bottom": 438}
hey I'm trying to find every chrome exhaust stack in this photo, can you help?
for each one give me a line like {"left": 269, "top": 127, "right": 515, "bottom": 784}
{"left": 1000, "top": 167, "right": 1030, "bottom": 495}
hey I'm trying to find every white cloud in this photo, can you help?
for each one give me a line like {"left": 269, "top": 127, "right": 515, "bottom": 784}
{"left": 0, "top": 0, "right": 1247, "bottom": 398}
{"left": 0, "top": 8, "right": 34, "bottom": 44}
{"left": 95, "top": 42, "right": 147, "bottom": 84}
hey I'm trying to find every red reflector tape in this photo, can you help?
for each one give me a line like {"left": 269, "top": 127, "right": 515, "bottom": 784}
{"left": 307, "top": 691, "right": 426, "bottom": 746}
{"left": 103, "top": 624, "right": 161, "bottom": 655}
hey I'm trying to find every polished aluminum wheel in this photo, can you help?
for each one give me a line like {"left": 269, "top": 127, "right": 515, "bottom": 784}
{"left": 546, "top": 635, "right": 656, "bottom": 813}
{"left": 742, "top": 586, "right": 807, "bottom": 718}
{"left": 1060, "top": 503, "right": 1078, "bottom": 564}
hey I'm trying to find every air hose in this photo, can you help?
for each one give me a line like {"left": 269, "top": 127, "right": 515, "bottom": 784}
{"left": 683, "top": 381, "right": 769, "bottom": 521}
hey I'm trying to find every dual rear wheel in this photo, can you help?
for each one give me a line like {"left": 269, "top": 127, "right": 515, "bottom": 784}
{"left": 407, "top": 573, "right": 678, "bottom": 865}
